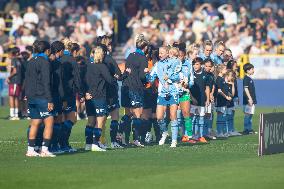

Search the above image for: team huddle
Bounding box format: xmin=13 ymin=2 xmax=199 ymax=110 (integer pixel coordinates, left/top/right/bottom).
xmin=7 ymin=34 xmax=257 ymax=157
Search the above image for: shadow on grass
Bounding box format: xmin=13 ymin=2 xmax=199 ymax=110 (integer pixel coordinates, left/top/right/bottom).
xmin=56 ymin=148 xmax=89 ymax=156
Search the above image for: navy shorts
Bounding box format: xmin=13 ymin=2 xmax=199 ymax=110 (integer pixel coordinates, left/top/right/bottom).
xmin=52 ymin=96 xmax=63 ymax=116
xmin=121 ymin=86 xmax=131 ymax=108
xmin=157 ymin=94 xmax=179 ymax=106
xmin=85 ymin=99 xmax=108 ymax=117
xmin=143 ymin=88 xmax=156 ymax=109
xmin=28 ymin=98 xmax=54 ymax=119
xmin=107 ymin=97 xmax=120 ymax=112
xmin=63 ymin=95 xmax=76 ymax=114
xmin=129 ymin=90 xmax=143 ymax=108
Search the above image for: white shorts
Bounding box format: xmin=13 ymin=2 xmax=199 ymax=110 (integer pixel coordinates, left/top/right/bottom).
xmin=216 ymin=106 xmax=227 ymax=114
xmin=227 ymin=107 xmax=234 ymax=115
xmin=190 ymin=105 xmax=205 ymax=116
xmin=243 ymin=104 xmax=255 ymax=114
xmin=205 ymin=103 xmax=212 ymax=114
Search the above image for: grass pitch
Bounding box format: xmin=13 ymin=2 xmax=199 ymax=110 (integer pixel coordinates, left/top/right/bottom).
xmin=0 ymin=107 xmax=284 ymax=189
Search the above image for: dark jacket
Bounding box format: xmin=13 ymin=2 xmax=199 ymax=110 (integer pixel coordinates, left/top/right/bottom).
xmin=60 ymin=53 xmax=81 ymax=99
xmin=122 ymin=51 xmax=148 ymax=92
xmin=25 ymin=54 xmax=52 ymax=102
xmin=85 ymin=61 xmax=117 ymax=100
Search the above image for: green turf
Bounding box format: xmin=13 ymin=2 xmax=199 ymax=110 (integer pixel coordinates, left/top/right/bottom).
xmin=0 ymin=107 xmax=284 ymax=189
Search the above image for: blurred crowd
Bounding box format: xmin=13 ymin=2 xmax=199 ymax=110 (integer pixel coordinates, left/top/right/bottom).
xmin=0 ymin=0 xmax=114 ymax=62
xmin=123 ymin=0 xmax=284 ymax=59
xmin=0 ymin=0 xmax=284 ymax=64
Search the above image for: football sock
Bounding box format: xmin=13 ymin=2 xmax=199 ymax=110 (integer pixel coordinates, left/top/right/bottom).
xmin=93 ymin=128 xmax=102 ymax=145
xmin=110 ymin=120 xmax=119 ymax=142
xmin=85 ymin=125 xmax=93 ymax=145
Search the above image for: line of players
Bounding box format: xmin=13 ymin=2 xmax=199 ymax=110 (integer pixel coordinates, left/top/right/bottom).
xmin=120 ymin=38 xmax=242 ymax=149
xmin=23 ymin=34 xmax=256 ymax=157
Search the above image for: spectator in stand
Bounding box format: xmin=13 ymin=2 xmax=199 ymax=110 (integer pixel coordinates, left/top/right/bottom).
xmin=218 ymin=4 xmax=238 ymax=26
xmin=51 ymin=9 xmax=66 ymax=28
xmin=249 ymin=40 xmax=266 ymax=54
xmin=23 ymin=6 xmax=39 ymax=25
xmin=76 ymin=14 xmax=92 ymax=34
xmin=267 ymin=22 xmax=283 ymax=45
xmin=0 ymin=29 xmax=9 ymax=51
xmin=265 ymin=38 xmax=278 ymax=54
xmin=251 ymin=0 xmax=264 ymax=11
xmin=265 ymin=0 xmax=278 ymax=12
xmin=275 ymin=8 xmax=284 ymax=28
xmin=101 ymin=10 xmax=113 ymax=35
xmin=238 ymin=5 xmax=251 ymax=22
xmin=42 ymin=21 xmax=57 ymax=41
xmin=141 ymin=9 xmax=153 ymax=28
xmin=4 ymin=0 xmax=20 ymax=13
xmin=0 ymin=17 xmax=5 ymax=31
xmin=93 ymin=3 xmax=102 ymax=20
xmin=86 ymin=4 xmax=98 ymax=26
xmin=20 ymin=27 xmax=36 ymax=46
xmin=96 ymin=20 xmax=106 ymax=37
xmin=10 ymin=11 xmax=24 ymax=36
xmin=37 ymin=28 xmax=50 ymax=41
xmin=53 ymin=0 xmax=67 ymax=9
xmin=36 ymin=4 xmax=50 ymax=28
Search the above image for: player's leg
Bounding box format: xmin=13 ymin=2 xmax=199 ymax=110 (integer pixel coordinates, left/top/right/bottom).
xmin=156 ymin=103 xmax=167 ymax=145
xmin=180 ymin=98 xmax=193 ymax=140
xmin=85 ymin=116 xmax=95 ymax=151
xmin=151 ymin=95 xmax=160 ymax=143
xmin=169 ymin=103 xmax=178 ymax=148
xmin=119 ymin=86 xmax=132 ymax=145
xmin=13 ymin=84 xmax=21 ymax=120
xmin=216 ymin=107 xmax=227 ymax=138
xmin=94 ymin=99 xmax=109 ymax=150
xmin=8 ymin=84 xmax=15 ymax=119
xmin=198 ymin=107 xmax=207 ymax=143
xmin=109 ymin=107 xmax=123 ymax=149
xmin=129 ymin=90 xmax=144 ymax=147
xmin=50 ymin=97 xmax=64 ymax=154
xmin=27 ymin=118 xmax=42 ymax=157
xmin=41 ymin=115 xmax=55 ymax=157
xmin=92 ymin=116 xmax=107 ymax=152
xmin=61 ymin=96 xmax=77 ymax=152
xmin=141 ymin=108 xmax=152 ymax=144
xmin=92 ymin=99 xmax=108 ymax=151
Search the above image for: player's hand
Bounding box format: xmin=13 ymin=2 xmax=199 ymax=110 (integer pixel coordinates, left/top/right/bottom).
xmin=226 ymin=96 xmax=232 ymax=101
xmin=203 ymin=3 xmax=210 ymax=7
xmin=183 ymin=82 xmax=188 ymax=88
xmin=144 ymin=68 xmax=149 ymax=73
xmin=86 ymin=93 xmax=92 ymax=100
xmin=125 ymin=68 xmax=131 ymax=73
xmin=206 ymin=100 xmax=210 ymax=107
xmin=114 ymin=74 xmax=119 ymax=79
xmin=5 ymin=78 xmax=10 ymax=84
xmin=248 ymin=99 xmax=253 ymax=106
xmin=164 ymin=74 xmax=168 ymax=81
xmin=210 ymin=94 xmax=214 ymax=102
xmin=63 ymin=101 xmax=67 ymax=109
xmin=48 ymin=103 xmax=54 ymax=112
xmin=80 ymin=97 xmax=85 ymax=103
xmin=164 ymin=83 xmax=169 ymax=89
xmin=24 ymin=96 xmax=27 ymax=101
